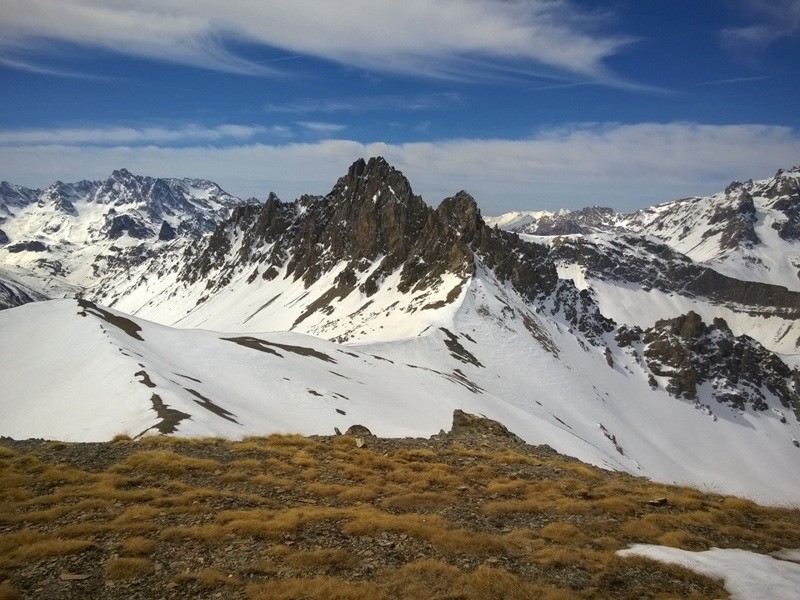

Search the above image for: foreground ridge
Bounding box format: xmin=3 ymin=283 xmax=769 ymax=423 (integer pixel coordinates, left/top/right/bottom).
xmin=2 ymin=411 xmax=798 ymax=600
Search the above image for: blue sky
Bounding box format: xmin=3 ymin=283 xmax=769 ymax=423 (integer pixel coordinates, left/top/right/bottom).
xmin=1 ymin=0 xmax=799 ymax=214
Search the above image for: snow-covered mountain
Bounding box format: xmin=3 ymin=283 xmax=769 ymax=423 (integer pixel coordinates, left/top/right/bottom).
xmin=1 ymin=158 xmax=800 ymax=505
xmin=0 ymin=169 xmax=253 ymax=306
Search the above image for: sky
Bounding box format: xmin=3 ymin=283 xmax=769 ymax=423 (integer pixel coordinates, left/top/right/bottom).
xmin=1 ymin=0 xmax=799 ymax=215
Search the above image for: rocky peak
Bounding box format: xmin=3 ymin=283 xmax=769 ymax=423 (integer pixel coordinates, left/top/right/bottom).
xmin=643 ymin=312 xmax=799 ymax=417
xmin=436 ymin=191 xmax=483 ymax=242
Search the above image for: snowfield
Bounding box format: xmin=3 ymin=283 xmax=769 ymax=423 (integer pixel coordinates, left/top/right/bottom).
xmin=3 ymin=276 xmax=799 ymax=505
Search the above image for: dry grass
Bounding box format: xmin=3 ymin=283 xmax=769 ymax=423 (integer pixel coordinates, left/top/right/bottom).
xmin=172 ymin=568 xmax=242 ymax=588
xmin=0 ymin=537 xmax=95 ymax=567
xmin=247 ymin=576 xmax=385 ymax=600
xmin=113 ymin=450 xmax=220 ymax=475
xmin=1 ymin=433 xmax=796 ymax=599
xmin=117 ymin=536 xmax=156 ymax=556
xmin=283 ymin=548 xmax=360 ymax=573
xmin=105 ymin=557 xmax=153 ymax=580
xmin=0 ymin=582 xmax=21 ymax=600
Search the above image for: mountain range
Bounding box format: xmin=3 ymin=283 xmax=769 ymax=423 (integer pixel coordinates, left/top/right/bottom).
xmin=1 ymin=157 xmax=799 ymax=505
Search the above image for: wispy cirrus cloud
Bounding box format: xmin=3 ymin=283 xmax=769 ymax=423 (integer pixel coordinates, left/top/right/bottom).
xmin=2 ymin=122 xmax=798 ymax=213
xmin=0 ymin=123 xmax=278 ymax=146
xmin=697 ymin=75 xmax=771 ymax=86
xmin=0 ymin=0 xmax=632 ymax=83
xmin=721 ymin=0 xmax=800 ymax=48
xmin=265 ymin=93 xmax=465 ymax=114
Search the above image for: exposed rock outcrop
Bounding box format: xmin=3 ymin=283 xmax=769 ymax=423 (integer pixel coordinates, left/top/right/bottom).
xmin=643 ymin=311 xmax=800 ymax=418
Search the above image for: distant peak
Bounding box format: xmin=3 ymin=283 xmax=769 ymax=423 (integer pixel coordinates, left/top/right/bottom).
xmin=110 ymin=168 xmax=136 ymax=181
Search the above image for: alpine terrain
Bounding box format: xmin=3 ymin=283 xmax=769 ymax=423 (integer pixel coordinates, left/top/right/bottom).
xmin=1 ymin=158 xmax=800 ymax=505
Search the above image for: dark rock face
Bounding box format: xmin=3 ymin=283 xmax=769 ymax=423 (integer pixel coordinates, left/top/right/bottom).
xmin=643 ymin=311 xmax=800 ymax=418
xmin=106 ymin=214 xmax=154 ymax=240
xmin=158 ymin=220 xmax=177 ymax=241
xmin=7 ymin=241 xmax=48 ymax=253
xmin=707 ymin=185 xmax=759 ymax=251
xmin=0 ymin=229 xmax=8 ymax=245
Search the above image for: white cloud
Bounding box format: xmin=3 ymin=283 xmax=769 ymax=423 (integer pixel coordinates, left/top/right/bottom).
xmin=0 ymin=124 xmax=273 ymax=146
xmin=0 ymin=0 xmax=631 ymax=82
xmin=1 ymin=123 xmax=798 ymax=213
xmin=296 ymin=121 xmax=347 ymax=135
xmin=721 ymin=0 xmax=800 ymax=47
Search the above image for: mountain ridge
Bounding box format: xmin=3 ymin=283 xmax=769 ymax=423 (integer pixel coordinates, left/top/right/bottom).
xmin=2 ymin=158 xmax=800 ymax=504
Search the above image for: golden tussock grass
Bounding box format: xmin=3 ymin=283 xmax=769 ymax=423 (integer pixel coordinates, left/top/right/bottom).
xmin=251 ymin=473 xmax=295 ymax=488
xmin=291 ymin=451 xmax=318 ymax=468
xmin=337 ymin=484 xmax=382 ymax=502
xmin=6 ymin=498 xmax=111 ymax=524
xmin=111 ymin=504 xmax=160 ymax=525
xmin=657 ymin=530 xmax=710 ymax=551
xmin=391 ymin=448 xmax=437 ymax=461
xmin=228 ymin=458 xmax=263 ymax=470
xmin=40 ymin=464 xmax=95 ymax=485
xmin=538 ymin=522 xmax=588 ymax=545
xmin=113 ymin=450 xmax=220 ymax=475
xmin=105 ymin=557 xmax=153 ymax=580
xmin=462 ymin=463 xmax=496 ymax=480
xmin=484 ymin=479 xmax=528 ymax=497
xmin=218 ymin=507 xmax=350 ymax=539
xmin=380 ymin=559 xmax=569 ymax=600
xmin=0 ymin=538 xmax=94 ymax=567
xmin=56 ymin=522 xmax=113 ymax=538
xmin=283 ymin=548 xmax=360 ymax=572
xmin=172 ymin=568 xmax=242 ymax=588
xmin=247 ymin=576 xmax=385 ymax=600
xmin=0 ymin=582 xmax=21 ymax=600
xmin=117 ymin=536 xmax=156 ymax=556
xmin=264 ymin=433 xmax=319 ymax=452
xmin=229 ymin=440 xmax=272 ymax=453
xmin=342 ymin=506 xmax=506 ymax=556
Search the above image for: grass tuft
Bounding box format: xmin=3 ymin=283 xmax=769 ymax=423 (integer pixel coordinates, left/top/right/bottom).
xmin=105 ymin=557 xmax=152 ymax=580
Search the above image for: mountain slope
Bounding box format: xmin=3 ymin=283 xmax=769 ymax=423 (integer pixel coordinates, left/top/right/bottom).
xmin=2 ymin=158 xmax=800 ymax=504
xmin=2 ymin=290 xmax=799 ymax=504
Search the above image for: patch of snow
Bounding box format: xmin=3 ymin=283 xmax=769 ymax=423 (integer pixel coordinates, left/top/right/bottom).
xmin=618 ymin=545 xmax=800 ymax=600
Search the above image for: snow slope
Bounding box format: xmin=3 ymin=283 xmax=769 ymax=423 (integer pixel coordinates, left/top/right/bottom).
xmin=3 ymin=282 xmax=799 ymax=505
